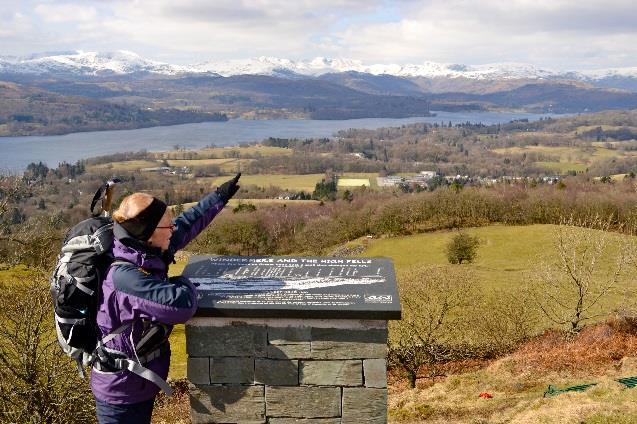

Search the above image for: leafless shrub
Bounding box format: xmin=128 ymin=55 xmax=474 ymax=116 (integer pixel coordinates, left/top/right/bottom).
xmin=469 ymin=289 xmax=539 ymax=354
xmin=0 ymin=175 xmax=28 ymax=224
xmin=2 ymin=214 xmax=65 ymax=270
xmin=0 ymin=276 xmax=95 ymax=423
xmin=532 ymin=215 xmax=628 ymax=334
xmin=388 ymin=265 xmax=474 ymax=388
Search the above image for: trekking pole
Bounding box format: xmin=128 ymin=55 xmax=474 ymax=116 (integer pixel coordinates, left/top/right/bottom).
xmin=90 ymin=177 xmax=121 ymax=217
xmin=102 ymin=178 xmax=121 ymax=217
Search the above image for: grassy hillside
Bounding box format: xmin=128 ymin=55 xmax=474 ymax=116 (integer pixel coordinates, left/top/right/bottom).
xmin=165 ymin=224 xmax=636 ymax=380
xmin=492 ymin=144 xmax=637 ymax=173
xmin=363 ymin=225 xmax=637 ymax=423
xmin=389 ymin=331 xmax=637 ymax=423
xmin=360 ymin=224 xmax=635 ymax=315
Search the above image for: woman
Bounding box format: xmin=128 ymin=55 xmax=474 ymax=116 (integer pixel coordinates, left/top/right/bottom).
xmin=90 ymin=175 xmax=240 ymax=424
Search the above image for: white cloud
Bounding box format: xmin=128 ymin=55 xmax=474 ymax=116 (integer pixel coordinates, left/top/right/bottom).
xmin=0 ymin=0 xmax=636 ymax=70
xmin=34 ymin=3 xmax=98 ymax=23
xmin=78 ymin=0 xmax=384 ymax=61
xmin=326 ymin=0 xmax=637 ymax=69
xmin=0 ymin=12 xmax=32 ymax=38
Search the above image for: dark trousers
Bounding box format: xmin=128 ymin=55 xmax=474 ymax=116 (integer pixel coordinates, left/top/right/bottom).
xmin=95 ymin=397 xmax=155 ymax=424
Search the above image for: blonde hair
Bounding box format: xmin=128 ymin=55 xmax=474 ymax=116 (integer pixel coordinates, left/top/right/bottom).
xmin=112 ymin=193 xmax=155 ymax=223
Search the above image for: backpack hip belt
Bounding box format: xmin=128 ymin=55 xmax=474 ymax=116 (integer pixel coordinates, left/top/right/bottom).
xmin=92 ymin=343 xmax=173 ymax=396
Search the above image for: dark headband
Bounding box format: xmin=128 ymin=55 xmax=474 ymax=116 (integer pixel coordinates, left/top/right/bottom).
xmin=119 ymin=197 xmax=167 ymax=241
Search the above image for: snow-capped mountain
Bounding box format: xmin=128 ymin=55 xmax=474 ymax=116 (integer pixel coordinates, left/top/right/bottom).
xmin=580 ymin=67 xmax=637 ymax=79
xmin=1 ymin=50 xmax=637 ymax=85
xmin=189 ymin=57 xmax=563 ymax=80
xmin=0 ymin=50 xmax=186 ymax=76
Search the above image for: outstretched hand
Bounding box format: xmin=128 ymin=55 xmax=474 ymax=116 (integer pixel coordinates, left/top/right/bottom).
xmin=216 ymin=173 xmax=241 ymax=203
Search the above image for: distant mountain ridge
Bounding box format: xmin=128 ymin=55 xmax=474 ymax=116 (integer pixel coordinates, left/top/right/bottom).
xmin=2 ymin=50 xmax=637 ymax=136
xmin=1 ymin=50 xmax=637 ymax=91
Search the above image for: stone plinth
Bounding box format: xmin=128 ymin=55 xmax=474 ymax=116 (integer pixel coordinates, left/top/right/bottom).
xmin=187 ymin=318 xmax=389 ymax=424
xmin=183 ymin=255 xmax=399 ymax=423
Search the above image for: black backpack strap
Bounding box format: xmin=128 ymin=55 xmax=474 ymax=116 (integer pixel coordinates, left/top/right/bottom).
xmin=93 ymin=327 xmax=173 ymax=396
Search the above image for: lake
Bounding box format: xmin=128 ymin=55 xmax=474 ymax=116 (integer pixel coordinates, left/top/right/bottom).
xmin=0 ymin=111 xmax=558 ymax=172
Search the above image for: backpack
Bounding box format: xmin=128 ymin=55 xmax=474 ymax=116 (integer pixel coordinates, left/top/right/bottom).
xmin=50 ymin=179 xmax=173 ymax=395
xmin=50 ymin=179 xmax=120 ymax=372
xmin=51 ymin=215 xmax=114 ymax=367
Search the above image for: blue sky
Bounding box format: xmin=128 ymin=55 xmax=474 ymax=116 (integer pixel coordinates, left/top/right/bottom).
xmin=1 ymin=0 xmax=636 ymax=70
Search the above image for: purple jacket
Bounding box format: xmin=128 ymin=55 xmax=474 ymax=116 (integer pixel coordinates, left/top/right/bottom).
xmin=90 ymin=191 xmax=225 ymax=404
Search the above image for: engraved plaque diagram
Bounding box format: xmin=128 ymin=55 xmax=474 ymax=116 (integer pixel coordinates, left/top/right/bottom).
xmin=182 ymin=256 xmax=401 ymax=319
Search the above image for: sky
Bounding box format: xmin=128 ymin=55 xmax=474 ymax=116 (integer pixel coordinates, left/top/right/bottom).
xmin=1 ymin=0 xmax=636 ymax=70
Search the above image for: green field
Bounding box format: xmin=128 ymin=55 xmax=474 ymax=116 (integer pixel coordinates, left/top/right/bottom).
xmin=493 ymin=144 xmax=637 ymax=174
xmin=167 ymin=158 xmax=238 ymax=166
xmin=203 ymin=174 xmax=324 ymax=192
xmin=201 ymin=172 xmax=381 ymax=194
xmin=85 ymin=145 xmax=291 ymax=173
xmin=6 ymin=223 xmax=632 ymax=383
xmin=340 ymin=173 xmax=380 ymax=188
xmin=534 ymin=161 xmax=587 ymax=173
xmin=492 ymin=146 xmax=583 ymax=156
xmin=338 ymin=178 xmax=371 ymax=187
xmin=88 ymin=158 xmax=247 ymax=173
xmin=575 ymin=124 xmax=637 ymax=135
xmin=158 ymin=145 xmax=291 ymax=159
xmin=169 ymin=158 xmax=251 ymax=173
xmin=87 ymin=159 xmax=162 ymax=172
xmin=359 ymin=224 xmax=634 ymax=312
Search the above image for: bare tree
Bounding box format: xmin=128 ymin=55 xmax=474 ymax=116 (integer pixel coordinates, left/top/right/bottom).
xmin=533 ymin=215 xmax=628 ymax=333
xmin=0 ymin=275 xmax=95 ymax=423
xmin=0 ymin=175 xmax=27 ymax=223
xmin=388 ymin=265 xmax=474 ymax=388
xmin=2 ymin=214 xmax=64 ymax=270
xmin=469 ymin=289 xmax=539 ymax=354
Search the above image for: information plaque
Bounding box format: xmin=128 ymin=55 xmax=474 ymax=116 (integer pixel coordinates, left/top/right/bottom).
xmin=183 ymin=255 xmax=401 ymax=319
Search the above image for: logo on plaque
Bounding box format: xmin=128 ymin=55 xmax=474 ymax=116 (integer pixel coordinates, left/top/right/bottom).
xmin=364 ymin=294 xmax=393 ymax=303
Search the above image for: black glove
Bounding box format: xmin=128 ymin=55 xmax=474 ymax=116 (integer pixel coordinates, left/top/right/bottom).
xmin=216 ymin=173 xmax=241 ymax=203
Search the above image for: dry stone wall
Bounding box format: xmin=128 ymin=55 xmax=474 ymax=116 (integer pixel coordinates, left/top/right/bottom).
xmin=186 ymin=318 xmax=388 ymax=424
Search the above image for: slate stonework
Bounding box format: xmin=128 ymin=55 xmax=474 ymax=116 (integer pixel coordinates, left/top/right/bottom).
xmin=299 ymin=360 xmax=363 ymax=386
xmin=255 ymin=358 xmax=299 ymax=386
xmin=268 ymin=419 xmax=341 ymax=424
xmin=364 ymin=359 xmax=388 ymax=388
xmin=189 ymin=384 xmax=265 ymax=424
xmin=310 ymin=328 xmax=387 ymax=359
xmin=265 ymin=386 xmax=342 ymax=418
xmin=268 ymin=326 xmax=312 ymax=344
xmin=186 ymin=323 xmax=267 ymax=357
xmin=342 ymin=388 xmax=388 ymax=424
xmin=267 ymin=342 xmax=312 ymax=359
xmin=187 ymin=357 xmax=210 ymax=385
xmin=187 ymin=320 xmax=389 ymax=423
xmin=210 ymin=357 xmax=255 ymax=384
